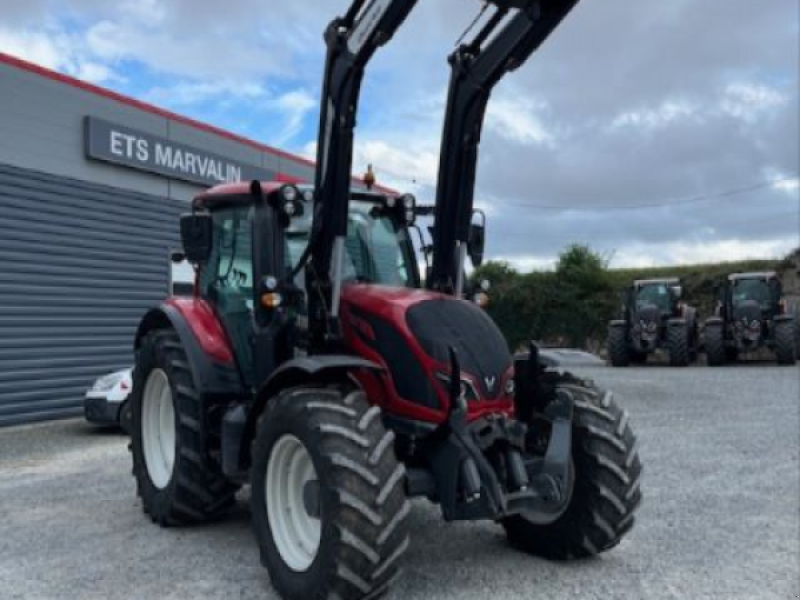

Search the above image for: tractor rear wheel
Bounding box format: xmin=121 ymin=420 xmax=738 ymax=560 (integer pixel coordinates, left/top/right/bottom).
xmin=607 ymin=326 xmax=630 ymax=367
xmin=774 ymin=320 xmax=797 ymax=365
xmin=667 ymin=324 xmax=690 ymax=367
xmin=251 ymin=388 xmax=410 ymax=600
xmin=705 ymin=323 xmax=727 ymax=366
xmin=130 ymin=330 xmax=238 ymax=525
xmin=502 ymin=376 xmax=642 ymax=560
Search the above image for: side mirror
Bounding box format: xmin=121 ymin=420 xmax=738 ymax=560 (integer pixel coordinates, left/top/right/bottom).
xmin=180 ymin=212 xmax=213 ymax=264
xmin=467 ymin=223 xmax=485 ymax=267
xmin=670 ymin=285 xmax=683 ymax=300
xmin=170 ymin=250 xmax=186 ymax=264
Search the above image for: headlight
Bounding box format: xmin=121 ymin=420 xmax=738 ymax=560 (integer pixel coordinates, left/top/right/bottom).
xmin=282 ymin=185 xmax=298 ymax=203
xmin=302 ymin=189 xmax=314 ymax=203
xmin=92 ymin=372 xmax=125 ymax=392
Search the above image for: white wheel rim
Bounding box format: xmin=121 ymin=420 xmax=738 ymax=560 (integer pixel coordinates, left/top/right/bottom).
xmin=266 ymin=435 xmax=321 ymax=572
xmin=141 ymin=369 xmax=176 ymax=490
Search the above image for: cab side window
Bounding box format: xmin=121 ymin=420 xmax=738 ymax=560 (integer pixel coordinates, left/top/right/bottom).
xmin=199 ymin=206 xmax=256 ymax=385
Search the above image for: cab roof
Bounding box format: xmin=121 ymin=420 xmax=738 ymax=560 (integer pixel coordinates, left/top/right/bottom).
xmin=192 ymin=180 xmax=396 ymax=211
xmin=634 ymin=277 xmax=680 ymax=287
xmin=728 ymin=271 xmax=777 ymax=281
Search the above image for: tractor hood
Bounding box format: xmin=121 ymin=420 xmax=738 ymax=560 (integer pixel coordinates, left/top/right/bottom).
xmin=340 ymin=284 xmax=514 ymax=418
xmin=733 ymin=300 xmax=763 ymax=325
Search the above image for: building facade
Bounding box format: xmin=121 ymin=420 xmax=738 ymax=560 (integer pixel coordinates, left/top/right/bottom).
xmin=0 ymin=52 xmax=360 ymax=426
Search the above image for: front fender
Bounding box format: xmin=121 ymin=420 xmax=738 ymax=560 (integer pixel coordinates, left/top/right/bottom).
xmin=239 ymin=356 xmax=384 ymax=468
xmin=667 ymin=317 xmax=687 ymax=328
xmin=134 ymin=302 xmax=242 ymax=396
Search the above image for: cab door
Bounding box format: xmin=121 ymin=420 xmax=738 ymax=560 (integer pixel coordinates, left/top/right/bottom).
xmin=250 ymin=191 xmax=295 ymax=389
xmin=198 ymin=204 xmax=257 ymax=387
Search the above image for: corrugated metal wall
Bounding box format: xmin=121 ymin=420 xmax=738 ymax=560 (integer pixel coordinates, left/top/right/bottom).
xmin=0 ymin=163 xmax=185 ymax=426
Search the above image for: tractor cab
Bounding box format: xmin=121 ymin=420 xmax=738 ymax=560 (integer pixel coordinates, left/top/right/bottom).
xmin=179 ymin=181 xmax=422 ymax=388
xmin=727 ymin=272 xmax=781 ymax=318
xmin=631 ymin=278 xmax=682 ymax=319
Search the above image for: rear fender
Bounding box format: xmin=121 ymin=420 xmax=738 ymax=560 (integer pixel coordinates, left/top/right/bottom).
xmin=238 ymin=356 xmax=384 ymax=469
xmin=773 ymin=314 xmax=794 ymax=324
xmin=666 ymin=317 xmax=687 ymax=328
xmin=609 ymin=319 xmax=626 ymax=329
xmin=134 ymin=302 xmax=243 ymax=396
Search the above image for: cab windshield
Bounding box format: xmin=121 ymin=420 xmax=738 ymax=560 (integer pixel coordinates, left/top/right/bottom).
xmin=287 ymin=200 xmax=416 ymax=287
xmin=635 ymin=283 xmax=672 ymax=313
xmin=732 ymin=278 xmax=771 ymax=309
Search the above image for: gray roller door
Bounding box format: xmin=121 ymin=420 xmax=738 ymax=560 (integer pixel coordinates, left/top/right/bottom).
xmin=0 ymin=163 xmax=186 ymax=426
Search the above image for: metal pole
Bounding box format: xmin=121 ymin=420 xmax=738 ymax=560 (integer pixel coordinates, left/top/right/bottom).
xmin=454 ymin=242 xmax=468 ymax=297
xmin=331 ymin=236 xmax=346 ymax=317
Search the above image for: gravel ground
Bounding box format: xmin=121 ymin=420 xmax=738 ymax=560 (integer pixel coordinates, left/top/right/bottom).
xmin=1 ymin=365 xmax=798 ymax=600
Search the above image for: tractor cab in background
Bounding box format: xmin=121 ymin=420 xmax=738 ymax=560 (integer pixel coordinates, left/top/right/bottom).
xmin=705 ymin=271 xmax=797 ymax=365
xmin=608 ymin=277 xmax=698 ymax=367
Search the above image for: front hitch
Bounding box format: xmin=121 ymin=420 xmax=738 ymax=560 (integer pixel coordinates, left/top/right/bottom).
xmin=421 ymin=345 xmax=574 ymax=523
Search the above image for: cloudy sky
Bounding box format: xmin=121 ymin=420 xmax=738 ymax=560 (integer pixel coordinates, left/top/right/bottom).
xmin=1 ymin=0 xmax=798 ymax=269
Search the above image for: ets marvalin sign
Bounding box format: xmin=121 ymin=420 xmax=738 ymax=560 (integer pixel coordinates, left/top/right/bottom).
xmin=84 ymin=116 xmax=275 ymax=187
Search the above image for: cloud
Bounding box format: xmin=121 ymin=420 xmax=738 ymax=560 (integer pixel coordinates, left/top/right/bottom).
xmin=611 ymin=99 xmax=699 ymax=132
xmin=142 ymin=80 xmax=267 ymax=107
xmin=721 ymin=82 xmax=788 ymax=123
xmin=486 ymin=91 xmax=555 ymax=145
xmin=0 ymin=25 xmax=121 ymax=83
xmin=270 ymin=89 xmax=317 ymax=146
xmin=609 ymin=238 xmax=798 ymax=269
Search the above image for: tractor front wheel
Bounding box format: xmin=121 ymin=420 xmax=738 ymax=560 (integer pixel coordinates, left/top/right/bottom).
xmin=502 ymin=376 xmax=642 ymax=560
xmin=704 ymin=323 xmax=727 ymax=366
xmin=667 ymin=324 xmax=690 ymax=367
xmin=251 ymin=388 xmax=410 ymax=600
xmin=130 ymin=329 xmax=238 ymax=525
xmin=775 ymin=320 xmax=797 ymax=365
xmin=607 ymin=325 xmax=630 ymax=367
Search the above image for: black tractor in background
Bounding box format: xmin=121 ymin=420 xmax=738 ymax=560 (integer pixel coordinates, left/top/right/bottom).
xmin=705 ymin=271 xmax=797 ymax=366
xmin=608 ymin=278 xmax=698 ymax=367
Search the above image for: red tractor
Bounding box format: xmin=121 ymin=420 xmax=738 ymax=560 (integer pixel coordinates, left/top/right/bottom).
xmin=129 ymin=2 xmax=642 ymax=600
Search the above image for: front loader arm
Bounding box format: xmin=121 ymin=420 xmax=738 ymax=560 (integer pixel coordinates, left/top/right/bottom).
xmin=308 ymin=0 xmax=419 ymax=349
xmin=428 ymin=0 xmax=580 ymax=294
